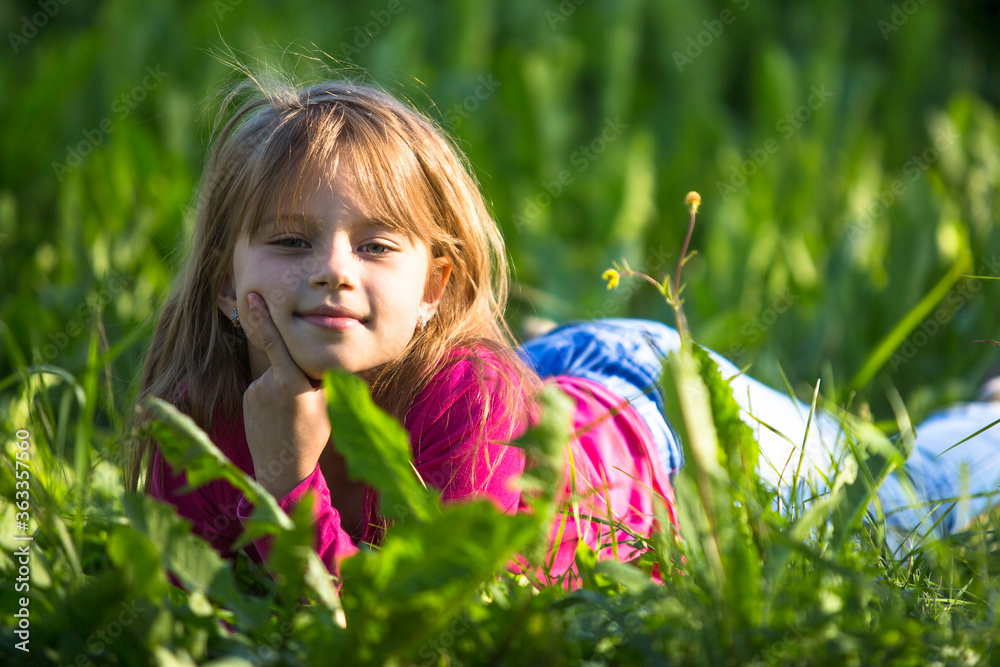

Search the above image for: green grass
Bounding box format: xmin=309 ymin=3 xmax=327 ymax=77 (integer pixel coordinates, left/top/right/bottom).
xmin=2 ymin=317 xmax=999 ymax=665
xmin=2 ymin=0 xmax=1000 ymax=663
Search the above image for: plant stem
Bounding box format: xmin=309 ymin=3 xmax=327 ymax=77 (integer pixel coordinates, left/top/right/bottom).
xmin=674 ymin=206 xmax=697 ymax=296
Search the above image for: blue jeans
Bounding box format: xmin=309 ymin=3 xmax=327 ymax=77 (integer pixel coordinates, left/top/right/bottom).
xmin=876 ymin=402 xmax=1000 ymax=547
xmin=520 ymin=319 xmax=1000 ymax=549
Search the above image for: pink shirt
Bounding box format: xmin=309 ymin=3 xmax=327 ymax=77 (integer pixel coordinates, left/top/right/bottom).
xmin=149 ymin=348 xmax=678 ymax=582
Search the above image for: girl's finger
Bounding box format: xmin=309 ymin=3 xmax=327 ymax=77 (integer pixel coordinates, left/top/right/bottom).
xmin=246 ymin=292 xmax=309 ymax=388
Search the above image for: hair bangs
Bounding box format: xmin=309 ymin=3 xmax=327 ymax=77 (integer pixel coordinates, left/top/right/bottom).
xmin=232 ymin=98 xmax=445 ymax=251
xmin=337 ymin=124 xmax=448 ymax=252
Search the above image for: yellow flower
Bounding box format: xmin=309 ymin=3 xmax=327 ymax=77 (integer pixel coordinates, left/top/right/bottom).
xmin=685 ymin=191 xmax=702 ymax=214
xmin=602 ymin=269 xmax=620 ymax=290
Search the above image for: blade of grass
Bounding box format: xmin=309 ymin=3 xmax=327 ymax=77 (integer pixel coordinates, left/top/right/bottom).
xmin=847 ymin=252 xmax=972 ymax=394
xmin=790 ymin=379 xmax=822 ymax=520
xmin=932 ymin=416 xmax=1000 ymax=459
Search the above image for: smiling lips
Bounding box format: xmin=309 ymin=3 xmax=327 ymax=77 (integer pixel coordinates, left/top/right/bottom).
xmin=296 ymin=305 xmax=365 ymax=331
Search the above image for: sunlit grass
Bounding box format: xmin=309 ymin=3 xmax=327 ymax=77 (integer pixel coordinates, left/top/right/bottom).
xmin=2 ymin=2 xmax=1000 ymax=663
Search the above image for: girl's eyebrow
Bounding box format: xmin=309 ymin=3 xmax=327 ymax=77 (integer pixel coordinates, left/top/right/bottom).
xmin=268 ymin=212 xmax=320 ymax=226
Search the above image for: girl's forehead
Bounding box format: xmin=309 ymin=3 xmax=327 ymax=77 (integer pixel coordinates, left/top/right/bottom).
xmin=252 ymin=164 xmax=423 ymax=239
xmin=278 ymin=171 xmax=372 ymax=219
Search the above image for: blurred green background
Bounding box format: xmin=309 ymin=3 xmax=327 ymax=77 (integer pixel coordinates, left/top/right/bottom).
xmin=2 ymin=0 xmax=999 ymax=428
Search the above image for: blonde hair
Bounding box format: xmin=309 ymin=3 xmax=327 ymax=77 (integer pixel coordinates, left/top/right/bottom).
xmin=126 ymin=75 xmax=538 ymax=495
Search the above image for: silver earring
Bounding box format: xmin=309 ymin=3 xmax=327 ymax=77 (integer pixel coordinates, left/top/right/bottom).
xmin=230 ymin=308 xmax=241 ymax=328
xmin=416 ymin=312 xmax=429 ymax=330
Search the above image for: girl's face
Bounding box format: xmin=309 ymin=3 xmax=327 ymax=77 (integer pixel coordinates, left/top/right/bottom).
xmin=220 ymin=172 xmax=450 ymax=381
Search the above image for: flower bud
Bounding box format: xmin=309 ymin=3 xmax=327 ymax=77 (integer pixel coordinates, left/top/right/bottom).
xmin=685 ymin=191 xmax=702 ymax=214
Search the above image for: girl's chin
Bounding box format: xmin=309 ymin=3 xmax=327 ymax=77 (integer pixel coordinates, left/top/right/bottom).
xmin=289 ymin=351 xmax=352 ymax=379
xmin=291 ymin=351 xmax=388 ymax=382
xmin=301 ymin=365 xmax=346 ymax=381
xmin=299 ymin=361 xmax=371 ymax=381
xmin=303 ymin=371 xmax=326 ymax=386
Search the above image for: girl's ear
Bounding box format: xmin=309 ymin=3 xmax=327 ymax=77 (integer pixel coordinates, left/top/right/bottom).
xmin=422 ymin=256 xmax=452 ymax=316
xmin=218 ymin=281 xmax=238 ymax=321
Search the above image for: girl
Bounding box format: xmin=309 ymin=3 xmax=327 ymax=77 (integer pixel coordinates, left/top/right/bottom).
xmin=127 ymin=77 xmax=678 ymax=584
xmin=129 ymin=72 xmax=999 ymax=585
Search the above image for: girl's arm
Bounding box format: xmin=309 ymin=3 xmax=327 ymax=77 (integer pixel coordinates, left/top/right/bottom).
xmin=236 ymin=293 xmax=358 ymax=571
xmin=242 ymin=293 xmax=331 ymax=499
xmin=235 ymin=462 xmax=359 ymax=570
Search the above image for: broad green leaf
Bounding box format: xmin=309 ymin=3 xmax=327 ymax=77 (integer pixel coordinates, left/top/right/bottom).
xmin=107 ymin=524 xmax=170 ymax=599
xmin=323 ymin=370 xmax=437 ymax=523
xmin=340 ymin=499 xmax=539 ymax=660
xmin=261 ymin=492 xmax=345 ymax=629
xmin=591 ymin=559 xmax=657 ymax=595
xmin=690 ymin=343 xmax=759 ymax=486
xmin=140 ymin=396 xmax=293 ymax=532
xmin=15 ymin=568 xmax=158 ymax=665
xmin=122 ymin=492 xmax=269 ymax=628
xmin=660 ymin=348 xmax=726 ymax=592
xmin=690 ymin=343 xmax=764 ymax=630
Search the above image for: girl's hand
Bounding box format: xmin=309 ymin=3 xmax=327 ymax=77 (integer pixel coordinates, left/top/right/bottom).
xmin=242 ymin=292 xmax=331 ymax=499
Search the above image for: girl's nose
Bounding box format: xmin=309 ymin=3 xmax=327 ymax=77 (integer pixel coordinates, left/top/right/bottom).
xmin=309 ymin=243 xmax=356 ymax=289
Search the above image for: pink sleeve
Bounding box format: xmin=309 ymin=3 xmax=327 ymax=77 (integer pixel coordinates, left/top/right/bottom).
xmin=404 ymin=350 xmax=527 ymax=512
xmin=236 ymin=465 xmax=358 ymax=572
xmin=529 ymin=377 xmax=679 ymax=586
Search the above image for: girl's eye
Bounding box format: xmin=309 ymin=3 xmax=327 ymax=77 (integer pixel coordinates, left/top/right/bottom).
xmin=359 ymin=242 xmax=392 ymax=254
xmin=273 ymin=236 xmax=308 ymax=248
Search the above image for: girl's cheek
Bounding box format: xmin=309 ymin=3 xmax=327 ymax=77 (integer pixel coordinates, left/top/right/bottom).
xmin=236 ymin=280 xmax=287 ymax=316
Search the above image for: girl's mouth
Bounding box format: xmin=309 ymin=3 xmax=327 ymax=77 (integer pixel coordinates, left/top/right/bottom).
xmin=296 ymin=305 xmax=365 ymax=331
xmin=297 ymin=313 xmax=362 ymax=331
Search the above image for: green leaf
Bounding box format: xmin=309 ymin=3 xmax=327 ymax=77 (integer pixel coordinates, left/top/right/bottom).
xmin=340 ymin=500 xmax=538 ymax=660
xmin=140 ymin=395 xmax=293 ymax=532
xmin=591 ymin=559 xmax=657 ymax=595
xmin=262 ymin=491 xmax=345 ymax=629
xmin=690 ymin=343 xmax=759 ymax=487
xmin=507 ymin=384 xmax=574 ymax=570
xmin=107 ymin=524 xmax=170 ymax=599
xmin=689 ymin=344 xmax=764 ymax=631
xmin=122 ymin=492 xmax=270 ymax=629
xmin=830 ymin=419 xmax=910 ymax=553
xmin=322 ymin=369 xmax=438 ymax=523
xmin=134 ymin=400 xmax=346 ymax=624
xmin=660 ymin=348 xmax=727 ymax=592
